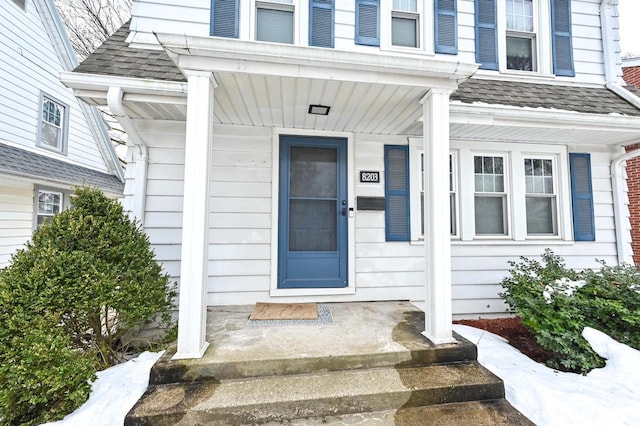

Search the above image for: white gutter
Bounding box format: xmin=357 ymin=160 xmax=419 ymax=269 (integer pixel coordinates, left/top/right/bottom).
xmin=107 ymin=87 xmax=148 ymax=227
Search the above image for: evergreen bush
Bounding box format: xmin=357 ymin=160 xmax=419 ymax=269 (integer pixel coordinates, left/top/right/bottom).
xmin=501 ymin=249 xmax=640 ymax=374
xmin=0 ymin=186 xmax=176 ymax=424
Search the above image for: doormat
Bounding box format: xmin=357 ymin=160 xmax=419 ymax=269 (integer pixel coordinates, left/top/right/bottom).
xmin=247 ymin=304 xmax=334 ymax=327
xmin=250 ymin=302 xmax=318 ymax=320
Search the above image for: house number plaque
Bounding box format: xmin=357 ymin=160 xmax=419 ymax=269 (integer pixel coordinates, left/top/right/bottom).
xmin=360 ymin=171 xmax=380 ymax=183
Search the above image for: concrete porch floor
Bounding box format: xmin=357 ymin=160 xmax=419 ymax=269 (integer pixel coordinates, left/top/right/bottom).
xmin=150 ymin=301 xmax=476 ymax=384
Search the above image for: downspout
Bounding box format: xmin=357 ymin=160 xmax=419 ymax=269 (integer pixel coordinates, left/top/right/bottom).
xmin=601 ymin=0 xmax=640 ymax=264
xmin=107 ymin=87 xmax=148 ymax=227
xmin=611 ymin=149 xmax=640 ymax=265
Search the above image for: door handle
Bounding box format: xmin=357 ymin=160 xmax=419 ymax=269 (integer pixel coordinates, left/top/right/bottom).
xmin=341 ymin=207 xmax=347 ymax=216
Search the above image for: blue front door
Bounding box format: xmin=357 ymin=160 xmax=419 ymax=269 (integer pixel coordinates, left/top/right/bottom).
xmin=278 ymin=136 xmax=348 ymax=289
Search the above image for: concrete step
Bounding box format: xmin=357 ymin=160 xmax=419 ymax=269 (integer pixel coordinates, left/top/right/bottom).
xmin=261 ymin=399 xmax=534 ymax=425
xmin=125 ymin=362 xmax=506 ymax=426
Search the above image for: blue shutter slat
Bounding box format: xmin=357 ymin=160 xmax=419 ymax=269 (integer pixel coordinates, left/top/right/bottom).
xmin=385 ymin=145 xmax=410 ymax=241
xmin=435 ymin=0 xmax=457 ymax=54
xmin=475 ymin=0 xmax=498 ymax=70
xmin=355 ymin=0 xmax=379 ymax=46
xmin=570 ymin=153 xmax=595 ymax=241
xmin=310 ymin=0 xmax=334 ymax=48
xmin=211 ymin=0 xmax=239 ymax=38
xmin=551 ymin=0 xmax=575 ymax=77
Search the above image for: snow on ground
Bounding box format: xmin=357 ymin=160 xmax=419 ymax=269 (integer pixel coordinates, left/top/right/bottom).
xmin=453 ymin=325 xmax=640 ymax=426
xmin=40 ymin=327 xmax=640 ymax=426
xmin=42 ymin=351 xmax=163 ymax=426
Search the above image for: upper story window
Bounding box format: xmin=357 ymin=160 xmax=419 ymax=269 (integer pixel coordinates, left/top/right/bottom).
xmin=392 ymin=0 xmax=419 ymax=48
xmin=256 ymin=0 xmax=295 ymax=44
xmin=38 ymin=93 xmax=68 ymax=154
xmin=506 ymin=0 xmax=536 ymax=71
xmin=475 ymin=0 xmax=574 ymax=76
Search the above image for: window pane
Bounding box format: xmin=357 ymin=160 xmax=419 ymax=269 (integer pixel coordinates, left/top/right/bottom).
xmin=474 ymin=156 xmax=505 ymax=193
xmin=474 ymin=156 xmax=482 ymax=173
xmin=40 ymin=122 xmax=61 ymax=148
xmin=38 ymin=192 xmax=61 ymax=214
xmin=526 ymin=196 xmax=556 ymax=234
xmin=393 ymin=0 xmax=416 ymax=12
xmin=257 ymin=8 xmax=294 ymax=44
xmin=392 ymin=17 xmax=417 ymax=47
xmin=290 ymin=147 xmax=337 ymax=198
xmin=506 ymin=36 xmax=533 ymax=71
xmin=475 ymin=195 xmax=506 ymax=234
xmin=524 ymin=158 xmax=554 ymax=195
xmin=450 ymin=193 xmax=456 ymax=235
xmin=506 ymin=0 xmax=533 ymax=32
xmin=290 ymin=200 xmax=336 ymax=251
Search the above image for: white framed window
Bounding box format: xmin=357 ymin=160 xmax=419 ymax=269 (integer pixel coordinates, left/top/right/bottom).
xmin=524 ymin=157 xmax=557 ymax=235
xmin=255 ymin=0 xmax=295 ymax=44
xmin=38 ymin=93 xmax=68 ymax=154
xmin=474 ymin=154 xmax=509 ymax=236
xmin=505 ymin=0 xmax=536 ymax=71
xmin=34 ymin=188 xmax=64 ymax=228
xmin=409 ymin=139 xmax=458 ymax=241
xmin=392 ymin=0 xmax=420 ymax=48
xmin=410 ymin=140 xmax=572 ymax=243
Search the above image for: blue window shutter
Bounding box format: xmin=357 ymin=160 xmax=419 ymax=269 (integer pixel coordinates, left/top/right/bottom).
xmin=475 ymin=0 xmax=498 ymax=70
xmin=355 ymin=0 xmax=379 ymax=46
xmin=435 ymin=0 xmax=457 ymax=54
xmin=570 ymin=153 xmax=595 ymax=241
xmin=385 ymin=145 xmax=410 ymax=241
xmin=210 ymin=0 xmax=239 ymax=38
xmin=551 ymin=0 xmax=575 ymax=77
xmin=310 ymin=0 xmax=334 ymax=48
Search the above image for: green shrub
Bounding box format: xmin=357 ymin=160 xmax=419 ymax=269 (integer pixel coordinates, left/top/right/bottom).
xmin=500 ymin=249 xmax=640 ymax=374
xmin=0 ymin=186 xmax=176 ymax=424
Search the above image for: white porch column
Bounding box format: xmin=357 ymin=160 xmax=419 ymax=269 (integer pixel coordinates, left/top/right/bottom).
xmin=421 ymin=88 xmax=456 ymax=344
xmin=173 ymin=71 xmax=217 ymax=359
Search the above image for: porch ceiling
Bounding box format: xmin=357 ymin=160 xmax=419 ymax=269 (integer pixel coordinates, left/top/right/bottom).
xmin=211 ymin=73 xmax=426 ymax=135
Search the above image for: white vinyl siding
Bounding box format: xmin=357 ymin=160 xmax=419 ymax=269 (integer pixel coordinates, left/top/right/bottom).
xmin=131 ymin=0 xmax=609 ymax=83
xmin=130 ymin=121 xmax=622 ymax=318
xmin=0 ymin=182 xmax=33 ymax=268
xmin=0 ymin=1 xmax=110 ymax=171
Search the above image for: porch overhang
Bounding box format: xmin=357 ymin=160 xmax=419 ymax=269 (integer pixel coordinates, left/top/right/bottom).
xmin=154 ymin=33 xmax=479 ymax=87
xmin=450 ymin=102 xmax=640 ymax=146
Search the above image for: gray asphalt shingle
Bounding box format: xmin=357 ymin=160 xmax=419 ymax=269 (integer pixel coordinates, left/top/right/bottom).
xmin=74 ymin=20 xmax=186 ymax=82
xmin=452 ymin=78 xmax=640 ymax=116
xmin=0 ymin=144 xmax=124 ymax=194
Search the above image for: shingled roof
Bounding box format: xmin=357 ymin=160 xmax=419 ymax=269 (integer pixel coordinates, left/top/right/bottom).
xmin=75 ymin=21 xmax=640 ymax=117
xmin=74 ymin=21 xmax=186 ymax=82
xmin=452 ymin=78 xmax=640 ymax=116
xmin=0 ymin=144 xmax=124 ymax=194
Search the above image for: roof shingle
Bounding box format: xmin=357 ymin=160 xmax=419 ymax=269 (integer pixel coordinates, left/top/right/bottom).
xmin=0 ymin=144 xmax=124 ymax=194
xmin=452 ymin=79 xmax=640 ymax=116
xmin=74 ymin=21 xmax=186 ymax=82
